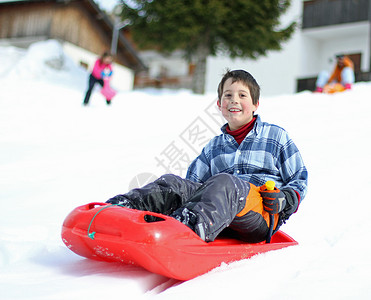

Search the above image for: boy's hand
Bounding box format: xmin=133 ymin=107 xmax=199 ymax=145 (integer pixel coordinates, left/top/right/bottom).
xmin=260 ymin=186 xmax=286 ymax=214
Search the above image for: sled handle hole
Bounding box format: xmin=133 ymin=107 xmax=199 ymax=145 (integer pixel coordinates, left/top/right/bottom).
xmin=87 ymin=203 xmax=106 ymax=210
xmin=144 ymin=215 xmax=166 ymax=223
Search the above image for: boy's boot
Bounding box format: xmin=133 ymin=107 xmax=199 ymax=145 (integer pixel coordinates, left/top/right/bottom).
xmin=106 ymin=195 xmax=135 ymax=209
xmin=171 ymin=207 xmax=206 ymax=241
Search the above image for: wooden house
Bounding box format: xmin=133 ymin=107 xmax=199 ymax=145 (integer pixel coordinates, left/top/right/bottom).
xmin=0 ymin=0 xmax=146 ymax=90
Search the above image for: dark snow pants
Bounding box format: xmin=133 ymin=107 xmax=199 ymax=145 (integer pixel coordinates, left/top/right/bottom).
xmin=107 ymin=173 xmax=270 ymax=243
xmin=83 ymin=74 xmax=104 ymax=104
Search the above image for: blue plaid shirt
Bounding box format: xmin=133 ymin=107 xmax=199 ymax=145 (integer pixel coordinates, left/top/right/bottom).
xmin=186 ymin=115 xmax=308 ymax=200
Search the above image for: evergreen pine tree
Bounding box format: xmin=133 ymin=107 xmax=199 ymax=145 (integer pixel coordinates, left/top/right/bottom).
xmin=121 ymin=0 xmax=296 ymax=94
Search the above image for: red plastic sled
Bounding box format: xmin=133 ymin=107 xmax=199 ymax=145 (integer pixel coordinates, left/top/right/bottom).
xmin=61 ymin=203 xmax=298 ymax=280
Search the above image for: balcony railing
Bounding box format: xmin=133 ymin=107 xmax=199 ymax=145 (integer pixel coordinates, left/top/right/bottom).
xmin=302 ymin=0 xmax=370 ymax=29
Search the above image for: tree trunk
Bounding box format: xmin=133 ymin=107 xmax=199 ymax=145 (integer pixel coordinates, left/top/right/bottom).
xmin=191 ymin=42 xmax=209 ymax=94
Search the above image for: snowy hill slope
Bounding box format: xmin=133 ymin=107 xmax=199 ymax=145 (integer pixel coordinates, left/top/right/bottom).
xmin=1 ymin=40 xmax=371 ymax=299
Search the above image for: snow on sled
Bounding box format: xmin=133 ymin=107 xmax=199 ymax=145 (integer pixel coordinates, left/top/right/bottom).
xmin=61 ymin=202 xmax=298 ymax=281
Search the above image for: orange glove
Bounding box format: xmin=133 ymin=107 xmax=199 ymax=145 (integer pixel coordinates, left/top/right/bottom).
xmin=260 ymin=185 xmax=286 ymax=214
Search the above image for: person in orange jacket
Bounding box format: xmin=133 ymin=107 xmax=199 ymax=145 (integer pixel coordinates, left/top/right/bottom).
xmin=315 ymin=54 xmax=355 ymax=92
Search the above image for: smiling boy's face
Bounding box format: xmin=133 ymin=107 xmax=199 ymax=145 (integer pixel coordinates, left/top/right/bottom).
xmin=217 ymin=78 xmax=259 ymax=131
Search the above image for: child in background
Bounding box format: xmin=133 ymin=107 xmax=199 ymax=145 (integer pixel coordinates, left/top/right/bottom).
xmin=315 ymin=54 xmax=355 ymax=93
xmin=107 ymin=70 xmax=308 ymax=243
xmin=83 ymin=52 xmax=113 ymax=105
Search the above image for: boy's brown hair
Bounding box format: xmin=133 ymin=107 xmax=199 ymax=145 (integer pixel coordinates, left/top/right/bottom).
xmin=217 ymin=69 xmax=260 ymax=105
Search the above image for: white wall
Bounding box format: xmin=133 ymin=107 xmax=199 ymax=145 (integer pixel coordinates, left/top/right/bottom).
xmin=299 ymin=36 xmax=321 ymax=77
xmin=62 ymin=41 xmax=135 ymax=91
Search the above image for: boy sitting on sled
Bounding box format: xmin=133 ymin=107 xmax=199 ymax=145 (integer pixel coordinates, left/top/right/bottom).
xmin=107 ymin=70 xmax=308 ymax=243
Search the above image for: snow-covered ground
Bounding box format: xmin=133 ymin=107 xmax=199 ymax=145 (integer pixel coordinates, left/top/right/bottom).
xmin=1 ymin=40 xmax=371 ymax=299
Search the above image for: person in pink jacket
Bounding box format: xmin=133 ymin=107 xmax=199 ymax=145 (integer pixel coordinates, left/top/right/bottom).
xmin=83 ymin=52 xmax=113 ymax=105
